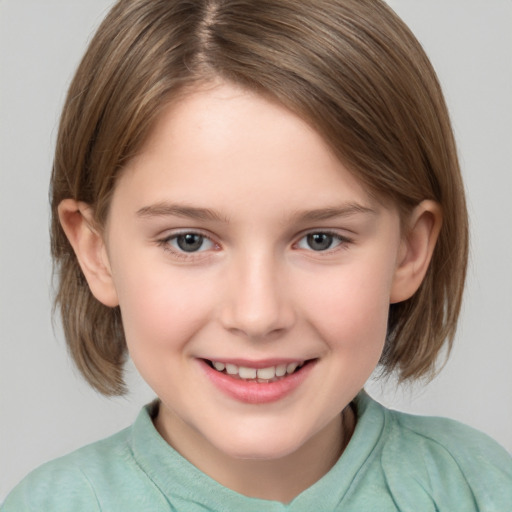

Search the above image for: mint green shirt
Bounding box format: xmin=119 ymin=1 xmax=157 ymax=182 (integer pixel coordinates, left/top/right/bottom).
xmin=3 ymin=392 xmax=511 ymax=511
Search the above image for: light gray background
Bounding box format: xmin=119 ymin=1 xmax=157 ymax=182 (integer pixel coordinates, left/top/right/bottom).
xmin=1 ymin=0 xmax=511 ymax=500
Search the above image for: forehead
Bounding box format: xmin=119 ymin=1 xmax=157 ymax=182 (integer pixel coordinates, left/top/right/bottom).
xmin=113 ymin=81 xmax=379 ymax=218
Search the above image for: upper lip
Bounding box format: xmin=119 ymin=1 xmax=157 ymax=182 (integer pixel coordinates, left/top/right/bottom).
xmin=199 ymin=357 xmax=310 ymax=369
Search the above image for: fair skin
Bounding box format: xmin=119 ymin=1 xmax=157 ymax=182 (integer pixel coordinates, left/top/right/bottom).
xmin=59 ymin=81 xmax=441 ymax=502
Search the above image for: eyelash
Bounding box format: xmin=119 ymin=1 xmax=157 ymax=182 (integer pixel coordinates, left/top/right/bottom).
xmin=294 ymin=230 xmax=353 ymax=254
xmin=157 ymin=231 xmax=218 ymax=260
xmin=157 ymin=230 xmax=353 ymax=260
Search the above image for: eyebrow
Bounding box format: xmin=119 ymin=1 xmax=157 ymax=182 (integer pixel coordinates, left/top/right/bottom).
xmin=136 ymin=201 xmax=376 ymax=223
xmin=136 ymin=202 xmax=228 ymax=222
xmin=290 ymin=203 xmax=377 ymax=222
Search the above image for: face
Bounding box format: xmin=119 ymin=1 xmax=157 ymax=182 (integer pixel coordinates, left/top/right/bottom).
xmin=103 ymin=82 xmax=405 ymax=465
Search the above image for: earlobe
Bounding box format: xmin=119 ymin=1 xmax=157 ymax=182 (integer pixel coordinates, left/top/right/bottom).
xmin=58 ymin=199 xmax=119 ymax=307
xmin=390 ymin=200 xmax=442 ymax=304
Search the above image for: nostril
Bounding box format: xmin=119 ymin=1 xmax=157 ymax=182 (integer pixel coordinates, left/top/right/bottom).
xmin=218 ymin=272 xmax=296 ymax=338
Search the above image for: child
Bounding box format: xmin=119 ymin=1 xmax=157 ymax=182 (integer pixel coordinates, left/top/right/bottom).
xmin=3 ymin=0 xmax=511 ymax=510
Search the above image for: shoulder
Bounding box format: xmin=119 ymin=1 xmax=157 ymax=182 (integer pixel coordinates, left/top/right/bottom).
xmin=379 ymin=401 xmax=512 ymax=509
xmin=1 ymin=427 xmax=133 ymax=511
xmin=387 ymin=407 xmax=512 ymax=472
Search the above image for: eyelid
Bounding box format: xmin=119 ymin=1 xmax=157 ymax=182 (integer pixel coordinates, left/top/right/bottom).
xmin=157 ymin=229 xmax=220 ymax=259
xmin=155 ymin=228 xmax=354 ymax=259
xmin=293 ymin=229 xmax=354 ymax=252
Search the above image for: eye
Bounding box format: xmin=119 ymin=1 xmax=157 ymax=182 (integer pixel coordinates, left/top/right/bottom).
xmin=165 ymin=233 xmax=215 ymax=253
xmin=296 ymin=232 xmax=347 ymax=252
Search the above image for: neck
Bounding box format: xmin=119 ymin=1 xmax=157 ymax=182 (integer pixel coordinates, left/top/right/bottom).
xmin=154 ymin=404 xmax=356 ymax=503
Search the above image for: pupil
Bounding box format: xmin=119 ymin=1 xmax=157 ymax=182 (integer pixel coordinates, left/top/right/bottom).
xmin=307 ymin=233 xmax=333 ymax=251
xmin=177 ymin=234 xmax=203 ymax=252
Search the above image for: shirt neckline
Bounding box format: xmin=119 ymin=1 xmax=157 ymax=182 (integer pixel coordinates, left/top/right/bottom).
xmin=129 ymin=390 xmax=388 ymax=511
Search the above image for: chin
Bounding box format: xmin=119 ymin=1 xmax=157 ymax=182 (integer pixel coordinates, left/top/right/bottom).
xmin=209 ymin=426 xmax=312 ymax=461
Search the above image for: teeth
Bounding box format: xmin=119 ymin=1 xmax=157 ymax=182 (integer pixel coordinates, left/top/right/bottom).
xmin=210 ymin=360 xmax=304 ymax=380
xmin=225 ymin=363 xmax=238 ymax=375
xmin=275 ymin=364 xmax=287 ymax=377
xmin=286 ymin=362 xmax=299 ymax=374
xmin=238 ymin=366 xmax=257 ymax=379
xmin=257 ymin=366 xmax=276 ymax=380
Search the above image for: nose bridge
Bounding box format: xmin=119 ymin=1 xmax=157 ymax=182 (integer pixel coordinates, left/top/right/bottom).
xmin=220 ymin=246 xmax=294 ymax=339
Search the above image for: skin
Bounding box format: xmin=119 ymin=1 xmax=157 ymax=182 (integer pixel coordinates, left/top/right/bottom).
xmin=59 ymin=81 xmax=441 ymax=502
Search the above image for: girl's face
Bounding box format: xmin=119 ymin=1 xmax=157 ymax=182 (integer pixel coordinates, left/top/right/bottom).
xmin=104 ymin=82 xmax=405 ymax=466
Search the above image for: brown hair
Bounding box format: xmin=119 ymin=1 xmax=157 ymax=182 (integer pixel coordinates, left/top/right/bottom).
xmin=51 ymin=0 xmax=468 ymax=395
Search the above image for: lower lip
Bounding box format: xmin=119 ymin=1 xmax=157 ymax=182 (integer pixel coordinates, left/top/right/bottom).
xmin=199 ymin=359 xmax=316 ymax=404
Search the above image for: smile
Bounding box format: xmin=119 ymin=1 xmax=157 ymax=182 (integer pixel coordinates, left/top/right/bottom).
xmin=207 ymin=360 xmax=306 ymax=382
xmin=200 ymin=358 xmax=316 ymax=404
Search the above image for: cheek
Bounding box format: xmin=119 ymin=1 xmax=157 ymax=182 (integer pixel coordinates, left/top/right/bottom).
xmin=111 ymin=255 xmax=215 ymax=356
xmin=302 ymin=258 xmax=394 ymax=355
xmin=116 ymin=268 xmax=217 ymax=396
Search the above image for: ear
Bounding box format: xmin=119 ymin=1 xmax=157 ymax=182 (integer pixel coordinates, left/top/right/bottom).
xmin=58 ymin=199 xmax=119 ymax=307
xmin=390 ymin=200 xmax=442 ymax=304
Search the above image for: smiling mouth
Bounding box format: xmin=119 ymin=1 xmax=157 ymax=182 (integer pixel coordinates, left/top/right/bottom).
xmin=204 ymin=359 xmax=314 ymax=383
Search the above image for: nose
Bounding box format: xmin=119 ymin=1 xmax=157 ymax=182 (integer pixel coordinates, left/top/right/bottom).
xmin=219 ymin=251 xmax=296 ymax=340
